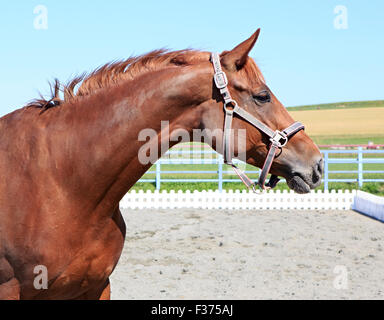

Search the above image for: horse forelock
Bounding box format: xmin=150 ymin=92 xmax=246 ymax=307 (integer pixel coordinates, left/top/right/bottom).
xmin=239 ymin=57 xmax=266 ymax=86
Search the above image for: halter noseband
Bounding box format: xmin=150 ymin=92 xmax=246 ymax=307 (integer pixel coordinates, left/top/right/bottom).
xmin=210 ymin=52 xmax=305 ymax=192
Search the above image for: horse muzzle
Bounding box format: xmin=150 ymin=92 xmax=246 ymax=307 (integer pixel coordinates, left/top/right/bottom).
xmin=285 ymin=157 xmax=324 ymax=194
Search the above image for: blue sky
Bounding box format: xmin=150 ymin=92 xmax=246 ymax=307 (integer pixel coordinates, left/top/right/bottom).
xmin=0 ymin=0 xmax=383 ymax=116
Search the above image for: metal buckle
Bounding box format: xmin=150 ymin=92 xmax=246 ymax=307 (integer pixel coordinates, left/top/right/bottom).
xmin=270 ymin=130 xmax=288 ymax=148
xmin=214 ymin=71 xmax=228 ymax=89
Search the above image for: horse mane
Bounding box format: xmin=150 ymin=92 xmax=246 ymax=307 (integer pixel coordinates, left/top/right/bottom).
xmin=27 ymin=48 xmax=264 ymax=111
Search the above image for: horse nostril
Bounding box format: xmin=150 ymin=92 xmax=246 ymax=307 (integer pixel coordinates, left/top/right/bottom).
xmin=316 ymin=158 xmax=324 ymax=175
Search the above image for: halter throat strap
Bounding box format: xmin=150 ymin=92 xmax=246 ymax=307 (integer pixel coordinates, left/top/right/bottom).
xmin=210 ymin=52 xmax=305 ymax=192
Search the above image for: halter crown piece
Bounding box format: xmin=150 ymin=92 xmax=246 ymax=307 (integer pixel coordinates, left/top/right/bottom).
xmin=210 ymin=53 xmax=305 ymax=192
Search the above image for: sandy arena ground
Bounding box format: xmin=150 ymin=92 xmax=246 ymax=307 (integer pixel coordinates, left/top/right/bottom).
xmin=110 ymin=208 xmax=384 ymax=300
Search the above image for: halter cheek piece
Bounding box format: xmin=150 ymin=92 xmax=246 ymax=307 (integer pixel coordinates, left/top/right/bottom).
xmin=210 ymin=53 xmax=305 ymax=192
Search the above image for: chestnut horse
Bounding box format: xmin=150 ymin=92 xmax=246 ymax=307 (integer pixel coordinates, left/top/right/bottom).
xmin=0 ymin=30 xmax=322 ymax=299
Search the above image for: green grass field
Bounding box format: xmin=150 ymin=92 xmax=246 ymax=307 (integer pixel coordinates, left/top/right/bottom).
xmin=131 ymin=100 xmax=384 ymax=196
xmin=286 ymin=100 xmax=384 ymax=111
xmin=131 ymin=181 xmax=384 ymax=196
xmin=312 ymin=135 xmax=384 ymax=145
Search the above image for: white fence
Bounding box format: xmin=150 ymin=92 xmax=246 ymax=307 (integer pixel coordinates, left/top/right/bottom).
xmin=139 ymin=147 xmax=384 ymax=191
xmin=120 ymin=189 xmax=356 ymax=210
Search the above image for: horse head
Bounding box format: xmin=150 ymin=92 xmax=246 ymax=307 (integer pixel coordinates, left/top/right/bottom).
xmin=197 ymin=30 xmax=323 ymax=193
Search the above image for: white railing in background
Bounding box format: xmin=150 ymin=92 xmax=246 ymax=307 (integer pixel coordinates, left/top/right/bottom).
xmin=120 ymin=189 xmax=356 ymax=210
xmin=138 ymin=147 xmax=384 ymax=191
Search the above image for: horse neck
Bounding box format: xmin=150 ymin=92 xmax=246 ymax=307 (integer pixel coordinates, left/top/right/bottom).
xmin=54 ymin=64 xmax=212 ymax=213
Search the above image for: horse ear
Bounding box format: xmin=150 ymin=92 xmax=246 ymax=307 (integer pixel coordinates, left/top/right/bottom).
xmin=221 ymin=29 xmax=260 ymax=71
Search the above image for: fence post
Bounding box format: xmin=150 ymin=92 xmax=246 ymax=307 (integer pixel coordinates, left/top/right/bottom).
xmin=358 ymin=146 xmax=363 ymax=188
xmin=324 ymin=151 xmax=329 ymax=191
xmin=218 ymin=155 xmax=223 ymax=192
xmin=156 ymin=161 xmax=161 ymax=190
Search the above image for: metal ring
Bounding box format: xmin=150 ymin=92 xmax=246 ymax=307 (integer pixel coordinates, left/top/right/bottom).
xmin=279 ymin=135 xmax=288 ymax=147
xmin=223 ymin=100 xmax=238 ymax=115
xmin=252 ymin=184 xmax=266 ymax=194
xmin=252 ymin=183 xmax=269 ymax=194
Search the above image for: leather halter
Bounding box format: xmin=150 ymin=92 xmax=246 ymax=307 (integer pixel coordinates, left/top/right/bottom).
xmin=210 ymin=52 xmax=305 ymax=192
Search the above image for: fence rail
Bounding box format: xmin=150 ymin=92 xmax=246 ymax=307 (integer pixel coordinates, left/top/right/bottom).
xmin=137 ymin=147 xmax=384 ymax=191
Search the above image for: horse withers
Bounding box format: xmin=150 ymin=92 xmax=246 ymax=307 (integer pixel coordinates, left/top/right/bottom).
xmin=0 ymin=30 xmax=322 ymax=299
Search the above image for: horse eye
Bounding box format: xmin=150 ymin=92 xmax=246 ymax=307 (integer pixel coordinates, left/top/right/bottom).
xmin=253 ymin=91 xmax=271 ymax=104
